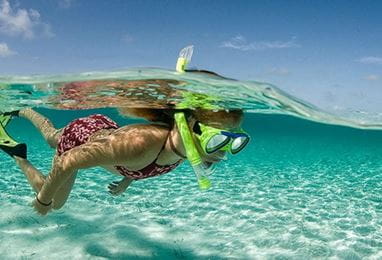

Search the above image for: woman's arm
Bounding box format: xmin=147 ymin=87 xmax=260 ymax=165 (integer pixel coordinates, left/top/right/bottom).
xmin=33 ymin=155 xmax=77 ymax=215
xmin=33 ymin=140 xmax=107 ymax=215
xmin=34 ymin=124 xmax=169 ymax=215
xmin=108 ymin=177 xmax=133 ymax=196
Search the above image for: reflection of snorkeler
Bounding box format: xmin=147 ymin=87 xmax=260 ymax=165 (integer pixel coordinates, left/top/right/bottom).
xmin=1 ymin=105 xmax=248 ymax=215
xmin=54 ymin=79 xmax=183 ymax=110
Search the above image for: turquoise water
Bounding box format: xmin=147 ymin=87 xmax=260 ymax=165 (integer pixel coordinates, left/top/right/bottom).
xmin=0 ymin=69 xmax=382 ymax=258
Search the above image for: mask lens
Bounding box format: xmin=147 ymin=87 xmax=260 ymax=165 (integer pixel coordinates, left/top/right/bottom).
xmin=231 ymin=136 xmax=249 ymax=154
xmin=206 ymin=134 xmax=230 ymax=154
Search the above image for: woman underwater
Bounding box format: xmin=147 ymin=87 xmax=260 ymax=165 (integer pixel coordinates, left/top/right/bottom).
xmin=0 ymin=71 xmax=250 ymax=216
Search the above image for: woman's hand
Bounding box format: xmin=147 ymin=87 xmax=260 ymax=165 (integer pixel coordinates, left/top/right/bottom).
xmin=32 ymin=196 xmax=53 ymax=216
xmin=108 ymin=177 xmax=133 ymax=196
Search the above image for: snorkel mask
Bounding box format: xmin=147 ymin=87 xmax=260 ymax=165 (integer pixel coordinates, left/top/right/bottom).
xmin=175 ymin=46 xmax=250 ymax=190
xmin=174 ymin=114 xmax=250 ymax=191
xmin=193 ymin=122 xmax=250 ymax=155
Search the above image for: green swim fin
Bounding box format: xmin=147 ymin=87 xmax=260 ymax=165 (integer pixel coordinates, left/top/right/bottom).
xmin=0 ymin=114 xmax=27 ymax=159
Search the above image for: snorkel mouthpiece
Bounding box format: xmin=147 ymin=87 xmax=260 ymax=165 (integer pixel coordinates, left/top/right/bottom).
xmin=174 ymin=112 xmax=211 ymax=190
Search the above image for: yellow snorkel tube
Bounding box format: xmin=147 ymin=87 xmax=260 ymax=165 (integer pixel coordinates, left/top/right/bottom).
xmin=176 ymin=45 xmax=194 ymax=73
xmin=175 ymin=112 xmax=212 ymax=190
xmin=175 ymin=46 xmax=212 ymax=190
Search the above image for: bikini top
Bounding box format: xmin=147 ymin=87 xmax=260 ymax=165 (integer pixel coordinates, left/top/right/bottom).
xmin=114 ymin=125 xmax=187 ymax=180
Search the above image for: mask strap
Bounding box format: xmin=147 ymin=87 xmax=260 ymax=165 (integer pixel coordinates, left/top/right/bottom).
xmin=222 ymin=131 xmax=247 ymax=138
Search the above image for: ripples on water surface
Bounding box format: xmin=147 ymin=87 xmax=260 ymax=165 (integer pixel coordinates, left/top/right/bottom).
xmin=1 ymin=68 xmax=381 ymax=129
xmin=0 ymin=69 xmax=381 ymax=258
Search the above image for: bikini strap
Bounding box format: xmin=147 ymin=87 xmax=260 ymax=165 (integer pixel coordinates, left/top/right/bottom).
xmin=153 ymin=124 xmax=186 ymax=164
xmin=168 ymin=128 xmax=187 ymax=159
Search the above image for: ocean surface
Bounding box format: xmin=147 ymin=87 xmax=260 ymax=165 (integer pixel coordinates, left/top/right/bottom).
xmin=0 ymin=69 xmax=381 ymax=259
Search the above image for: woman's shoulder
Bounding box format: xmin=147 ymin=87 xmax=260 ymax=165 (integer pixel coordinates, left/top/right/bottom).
xmin=116 ymin=122 xmax=171 ymax=132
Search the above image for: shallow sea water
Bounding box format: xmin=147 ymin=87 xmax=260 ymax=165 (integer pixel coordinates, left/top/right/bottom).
xmin=1 ymin=108 xmax=381 ymax=259
xmin=0 ymin=69 xmax=381 ymax=259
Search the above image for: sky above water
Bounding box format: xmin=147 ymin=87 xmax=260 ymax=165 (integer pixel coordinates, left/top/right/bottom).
xmin=0 ymin=0 xmax=381 ymax=113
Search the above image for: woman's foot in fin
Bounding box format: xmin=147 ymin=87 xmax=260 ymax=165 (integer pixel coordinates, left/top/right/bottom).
xmin=0 ymin=112 xmax=26 ymax=159
xmin=3 ymin=110 xmax=20 ymax=117
xmin=0 ymin=143 xmax=27 ymax=159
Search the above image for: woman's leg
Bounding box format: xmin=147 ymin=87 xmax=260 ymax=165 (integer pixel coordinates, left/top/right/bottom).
xmin=14 ymin=156 xmax=45 ymax=192
xmin=19 ymin=108 xmax=62 ymax=149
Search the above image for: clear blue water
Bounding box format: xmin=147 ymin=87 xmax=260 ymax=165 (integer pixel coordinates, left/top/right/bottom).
xmin=0 ymin=70 xmax=381 ymax=258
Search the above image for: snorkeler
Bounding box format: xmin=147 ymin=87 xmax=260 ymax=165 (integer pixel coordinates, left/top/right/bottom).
xmin=0 ymin=46 xmax=250 ymax=215
xmin=0 ymin=106 xmax=248 ymax=215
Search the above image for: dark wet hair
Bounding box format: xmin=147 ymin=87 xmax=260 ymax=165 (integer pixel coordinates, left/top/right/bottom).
xmin=117 ymin=70 xmax=242 ymax=128
xmin=185 ymin=69 xmax=233 ymax=80
xmin=117 ymin=107 xmax=243 ymax=129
